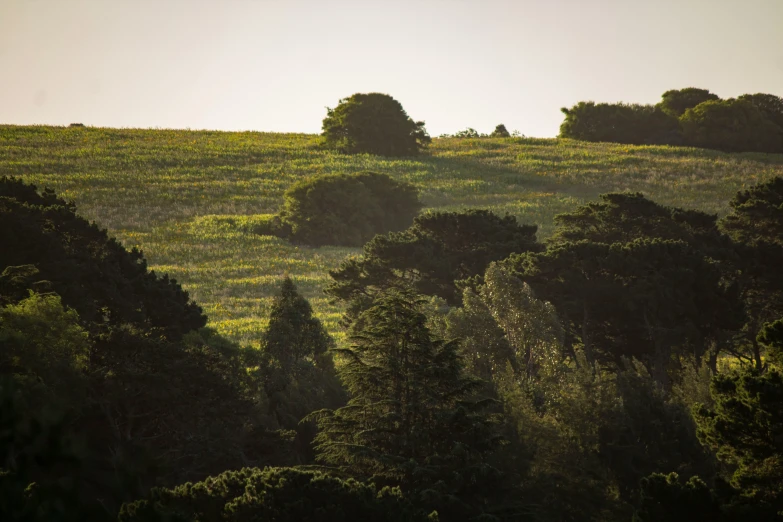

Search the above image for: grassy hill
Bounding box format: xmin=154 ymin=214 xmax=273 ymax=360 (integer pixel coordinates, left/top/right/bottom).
xmin=3 ymin=124 xmax=783 ymax=344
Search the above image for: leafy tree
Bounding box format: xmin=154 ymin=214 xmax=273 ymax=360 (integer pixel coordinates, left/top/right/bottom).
xmin=490 ymin=124 xmax=511 ymax=138
xmin=680 ymin=98 xmax=783 ymax=153
xmin=559 ymin=102 xmax=680 ymax=145
xmin=277 ymin=171 xmax=421 ymax=247
xmin=720 ymin=176 xmax=783 ymax=246
xmin=719 ymin=178 xmax=783 ymax=369
xmin=309 ymin=290 xmax=511 ymax=520
xmin=505 ymin=239 xmax=741 ymax=385
xmin=657 ymin=87 xmax=720 ymax=117
xmin=694 ymin=368 xmax=783 ymax=517
xmin=321 ymin=93 xmax=431 ymax=156
xmin=118 ymin=467 xmax=435 ymax=522
xmin=326 ymin=209 xmax=541 ymax=322
xmin=0 ymin=176 xmax=205 ymax=340
xmin=549 ymin=192 xmax=724 ymax=252
xmin=739 ymin=93 xmax=783 ymax=148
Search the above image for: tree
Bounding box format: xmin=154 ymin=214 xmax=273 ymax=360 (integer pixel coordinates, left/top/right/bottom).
xmin=321 ymin=93 xmax=431 ymax=156
xmin=326 ymin=209 xmax=541 ymax=322
xmin=694 ymin=368 xmax=783 ymax=518
xmin=720 ymin=177 xmax=783 ymax=246
xmin=277 ymin=171 xmax=421 ymax=247
xmin=558 ymin=102 xmax=680 ymax=145
xmin=0 ymin=176 xmax=205 ymax=340
xmin=309 ymin=290 xmax=511 ymax=520
xmin=490 ymin=124 xmax=511 ymax=138
xmin=657 ymin=87 xmax=720 ymax=117
xmin=118 ymin=467 xmax=434 ymax=522
xmin=263 ymin=277 xmax=332 ymax=366
xmin=505 ymin=239 xmax=741 ymax=384
xmin=257 ymin=277 xmax=343 ymax=435
xmin=680 ymin=99 xmax=783 ymax=153
xmin=739 ymin=93 xmax=783 ymax=149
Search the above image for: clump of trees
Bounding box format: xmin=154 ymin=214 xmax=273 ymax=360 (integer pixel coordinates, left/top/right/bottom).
xmin=265 ymin=171 xmax=421 ymax=247
xmin=560 ymin=88 xmax=783 ymax=154
xmin=321 ymin=92 xmax=431 ymax=156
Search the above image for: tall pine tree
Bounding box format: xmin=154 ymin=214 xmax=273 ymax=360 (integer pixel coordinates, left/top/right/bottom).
xmin=308 ymin=290 xmax=514 ymax=520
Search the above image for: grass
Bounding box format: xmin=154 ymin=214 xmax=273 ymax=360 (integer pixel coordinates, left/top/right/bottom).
xmin=3 ymin=124 xmax=783 ymax=345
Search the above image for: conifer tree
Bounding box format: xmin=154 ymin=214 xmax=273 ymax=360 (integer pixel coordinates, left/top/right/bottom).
xmin=309 ymin=289 xmax=510 ymax=520
xmin=263 ymin=277 xmax=332 ymax=367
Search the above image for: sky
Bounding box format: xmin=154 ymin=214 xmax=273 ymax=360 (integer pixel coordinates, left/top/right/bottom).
xmin=1 ymin=0 xmax=782 ymax=138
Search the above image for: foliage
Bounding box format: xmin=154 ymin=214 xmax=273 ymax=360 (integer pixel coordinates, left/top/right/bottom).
xmin=680 ymin=98 xmax=783 ymax=153
xmin=321 ymin=92 xmax=431 ymax=156
xmin=634 ymin=472 xmax=723 ymax=522
xmin=277 ymin=171 xmax=421 ymax=247
xmin=739 ymin=93 xmax=783 ymax=138
xmin=309 ymin=290 xmax=512 ymax=520
xmin=326 ymin=209 xmax=541 ymax=323
xmin=505 ymin=238 xmax=742 ymax=384
xmin=559 ymin=102 xmax=680 ymax=145
xmin=118 ymin=467 xmax=435 ymax=522
xmin=694 ymin=368 xmax=783 ymax=517
xmin=491 ymin=124 xmax=511 ymax=138
xmin=0 ymin=176 xmax=206 ymax=340
xmin=657 ymin=87 xmax=721 ymax=117
xmin=720 ymin=176 xmax=783 ymax=246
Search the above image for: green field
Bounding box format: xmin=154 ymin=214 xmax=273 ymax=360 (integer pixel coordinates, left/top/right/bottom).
xmin=3 ymin=125 xmax=783 ymax=344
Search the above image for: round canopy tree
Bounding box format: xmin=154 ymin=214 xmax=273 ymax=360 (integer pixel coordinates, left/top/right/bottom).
xmin=321 ymin=93 xmax=431 ymax=156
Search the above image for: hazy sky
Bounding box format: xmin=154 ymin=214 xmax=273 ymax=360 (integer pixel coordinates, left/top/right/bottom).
xmin=2 ymin=0 xmax=782 ymax=137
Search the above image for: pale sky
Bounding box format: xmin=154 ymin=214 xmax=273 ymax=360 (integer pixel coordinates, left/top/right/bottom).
xmin=1 ymin=0 xmax=782 ymax=138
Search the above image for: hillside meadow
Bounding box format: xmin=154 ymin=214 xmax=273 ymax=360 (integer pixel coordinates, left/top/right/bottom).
xmin=3 ymin=124 xmax=783 ymax=344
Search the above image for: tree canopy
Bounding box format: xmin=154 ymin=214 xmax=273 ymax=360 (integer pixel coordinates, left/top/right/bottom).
xmin=321 ymin=93 xmax=431 ymax=156
xmin=276 ymin=171 xmax=421 ymax=247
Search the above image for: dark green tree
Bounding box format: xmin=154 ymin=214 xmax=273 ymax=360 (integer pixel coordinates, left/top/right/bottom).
xmin=326 ymin=209 xmax=541 ymax=322
xmin=321 ymin=93 xmax=431 ymax=156
xmin=491 ymin=124 xmax=511 ymax=138
xmin=758 ymin=318 xmax=783 ymax=367
xmin=309 ymin=290 xmax=511 ymax=520
xmin=277 ymin=171 xmax=421 ymax=247
xmin=739 ymin=93 xmax=783 ymax=149
xmin=0 ymin=176 xmax=205 ymax=340
xmin=505 ymin=239 xmax=741 ymax=384
xmin=657 ymin=87 xmax=720 ymax=117
xmin=720 ymin=177 xmax=783 ymax=246
xmin=558 ymin=102 xmax=680 ymax=145
xmin=118 ymin=467 xmax=434 ymax=522
xmin=680 ymin=99 xmax=783 ymax=153
xmin=693 ymin=368 xmax=783 ymax=518
xmin=256 ymin=277 xmax=343 ymax=438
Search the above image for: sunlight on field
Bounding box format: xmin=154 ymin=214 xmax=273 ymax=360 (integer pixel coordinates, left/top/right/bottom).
xmin=3 ymin=125 xmax=783 ymax=343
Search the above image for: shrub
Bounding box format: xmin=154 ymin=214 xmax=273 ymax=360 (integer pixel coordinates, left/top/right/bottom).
xmin=559 ymin=102 xmax=680 ymax=145
xmin=490 ymin=123 xmax=511 ymax=137
xmin=321 ymin=92 xmax=431 ymax=156
xmin=118 ymin=467 xmax=433 ymax=522
xmin=277 ymin=171 xmax=421 ymax=247
xmin=657 ymin=88 xmax=721 ymax=117
xmin=680 ymin=98 xmax=783 ymax=153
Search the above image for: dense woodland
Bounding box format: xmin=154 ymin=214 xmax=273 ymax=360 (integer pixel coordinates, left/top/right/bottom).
xmin=3 ymin=91 xmax=783 ymax=521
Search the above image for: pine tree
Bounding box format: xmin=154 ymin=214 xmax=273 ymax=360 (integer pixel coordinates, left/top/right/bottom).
xmin=309 ymin=290 xmax=510 ymax=520
xmin=263 ymin=277 xmax=332 ymax=367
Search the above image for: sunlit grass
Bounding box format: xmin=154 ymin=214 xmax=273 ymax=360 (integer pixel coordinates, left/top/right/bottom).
xmin=3 ymin=125 xmax=783 ymax=344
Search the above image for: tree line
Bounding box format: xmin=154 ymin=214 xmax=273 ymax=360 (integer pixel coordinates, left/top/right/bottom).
xmin=559 ymin=88 xmax=783 ymax=153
